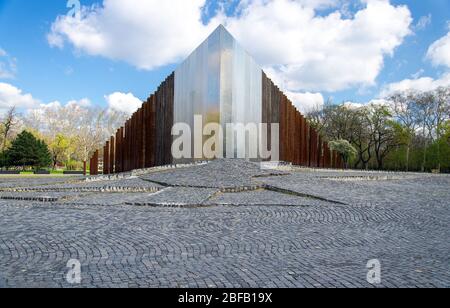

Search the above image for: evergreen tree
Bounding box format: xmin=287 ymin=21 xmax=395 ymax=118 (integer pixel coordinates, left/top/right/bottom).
xmin=36 ymin=139 xmax=52 ymax=170
xmin=5 ymin=131 xmax=52 ymax=170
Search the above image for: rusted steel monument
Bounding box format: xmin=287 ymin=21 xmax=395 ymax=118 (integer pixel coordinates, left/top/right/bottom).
xmin=90 ymin=26 xmax=343 ymax=175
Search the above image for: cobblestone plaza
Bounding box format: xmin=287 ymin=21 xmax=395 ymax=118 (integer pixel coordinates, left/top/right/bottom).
xmin=0 ymin=160 xmax=449 ymax=288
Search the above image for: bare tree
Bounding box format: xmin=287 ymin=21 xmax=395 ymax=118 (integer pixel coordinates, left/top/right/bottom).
xmin=387 ymin=90 xmax=421 ymax=171
xmin=308 ymin=102 xmax=373 ymax=169
xmin=368 ymin=105 xmax=402 ymax=170
xmin=318 ymin=105 xmax=360 ymax=141
xmin=351 ymin=107 xmax=374 ymax=170
xmin=1 ymin=106 xmax=18 ymax=151
xmin=306 ymin=98 xmax=333 ymax=135
xmin=428 ymin=87 xmax=450 ymax=171
xmin=416 ymin=92 xmax=435 ymax=172
xmin=22 ymin=102 xmax=130 ymax=168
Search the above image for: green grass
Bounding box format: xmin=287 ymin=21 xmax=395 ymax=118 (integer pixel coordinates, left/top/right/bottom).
xmin=0 ymin=169 xmax=86 ymax=178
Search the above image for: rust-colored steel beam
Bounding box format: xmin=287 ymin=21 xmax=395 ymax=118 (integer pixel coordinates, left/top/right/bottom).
xmin=279 ymin=95 xmax=285 ymax=162
xmin=95 ymin=150 xmax=99 ymax=175
xmin=318 ymin=136 xmax=323 ymax=168
xmin=142 ymin=101 xmax=148 ymax=168
xmin=131 ymin=112 xmax=136 ymax=170
xmin=149 ymin=95 xmax=156 ymax=167
xmin=103 ymin=141 xmax=110 ymax=175
xmin=115 ymin=129 xmax=121 ymax=173
xmin=294 ymin=110 xmax=300 ymax=165
xmin=126 ymin=119 xmax=132 ymax=172
xmin=332 ymin=150 xmax=338 ymax=169
xmin=288 ymin=102 xmax=296 ymax=164
xmin=323 ymin=142 xmax=331 ymax=168
xmin=336 ymin=153 xmax=344 ymax=169
xmin=110 ymin=136 xmax=115 ymax=174
xmin=137 ymin=107 xmax=144 ymax=169
xmin=144 ymin=99 xmax=151 ymax=168
xmin=90 ymin=150 xmax=99 ymax=176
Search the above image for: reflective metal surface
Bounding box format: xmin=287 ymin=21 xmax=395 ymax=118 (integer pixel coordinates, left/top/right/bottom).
xmin=174 ymin=25 xmax=262 ymax=160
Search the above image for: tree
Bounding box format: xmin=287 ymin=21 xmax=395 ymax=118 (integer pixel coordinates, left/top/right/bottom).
xmin=6 ymin=131 xmax=51 ymax=170
xmin=329 ymin=140 xmax=357 ymax=169
xmin=349 ymin=107 xmax=374 ymax=170
xmin=36 ymin=139 xmax=52 ymax=170
xmin=23 ymin=102 xmax=127 ymax=168
xmin=416 ymin=92 xmax=435 ymax=172
xmin=49 ymin=134 xmax=71 ymax=170
xmin=0 ymin=151 xmax=8 ymax=169
xmin=307 ymin=103 xmax=362 ymax=147
xmin=429 ymin=87 xmax=450 ymax=171
xmin=307 ymin=98 xmax=333 ymax=135
xmin=367 ymin=105 xmax=403 ymax=170
xmin=1 ymin=106 xmax=18 ymax=151
xmin=388 ymin=91 xmax=421 ymax=171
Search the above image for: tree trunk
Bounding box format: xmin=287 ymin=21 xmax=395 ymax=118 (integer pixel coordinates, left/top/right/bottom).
xmin=437 ymin=130 xmax=441 ymax=173
xmin=421 ymin=124 xmax=427 ymax=172
xmin=377 ymin=157 xmax=383 ymax=170
xmin=405 ymin=140 xmax=411 ymax=172
xmin=342 ymin=155 xmax=349 ymax=170
xmin=421 ymin=141 xmax=427 ymax=172
xmin=354 ymin=157 xmax=362 ymax=169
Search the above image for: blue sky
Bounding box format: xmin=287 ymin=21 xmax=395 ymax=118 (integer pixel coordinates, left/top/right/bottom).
xmin=0 ymin=0 xmax=449 ymax=114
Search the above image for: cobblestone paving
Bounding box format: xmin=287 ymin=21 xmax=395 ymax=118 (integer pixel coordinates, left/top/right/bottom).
xmin=140 ymin=159 xmax=284 ymax=189
xmin=129 ymin=187 xmax=220 ymax=207
xmin=0 ymin=160 xmax=449 ymax=288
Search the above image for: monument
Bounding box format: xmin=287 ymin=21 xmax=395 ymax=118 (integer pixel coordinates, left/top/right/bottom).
xmin=89 ymin=25 xmax=342 ymax=175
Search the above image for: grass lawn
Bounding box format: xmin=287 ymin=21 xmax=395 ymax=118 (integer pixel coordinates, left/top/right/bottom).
xmin=0 ymin=170 xmax=86 ymax=178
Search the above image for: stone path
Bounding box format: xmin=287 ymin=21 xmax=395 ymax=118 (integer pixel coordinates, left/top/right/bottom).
xmin=0 ymin=160 xmax=449 ymax=288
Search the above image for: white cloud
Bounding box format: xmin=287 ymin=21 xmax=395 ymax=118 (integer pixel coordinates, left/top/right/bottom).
xmin=226 ymin=0 xmax=412 ymax=92
xmin=427 ymin=31 xmax=450 ymax=68
xmin=380 ymin=73 xmax=450 ymax=97
xmin=285 ymin=91 xmax=325 ymax=113
xmin=48 ymin=0 xmax=217 ymax=70
xmin=416 ymin=14 xmax=432 ymax=30
xmin=105 ymin=92 xmax=142 ymax=114
xmin=67 ymin=98 xmax=91 ymax=108
xmin=48 ymin=0 xmax=412 ymax=93
xmin=0 ymin=83 xmax=40 ymax=113
xmin=381 ymin=29 xmax=450 ymax=97
xmin=0 ymin=81 xmax=139 ymax=119
xmin=343 ymin=101 xmax=364 ymax=109
xmin=0 ymin=48 xmax=17 ymax=79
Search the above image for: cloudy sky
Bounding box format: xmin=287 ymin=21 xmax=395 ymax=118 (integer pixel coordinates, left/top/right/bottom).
xmin=1 ymin=0 xmax=450 ymax=114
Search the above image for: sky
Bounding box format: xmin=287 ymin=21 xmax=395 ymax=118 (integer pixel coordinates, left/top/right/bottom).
xmin=0 ymin=0 xmax=450 ymax=115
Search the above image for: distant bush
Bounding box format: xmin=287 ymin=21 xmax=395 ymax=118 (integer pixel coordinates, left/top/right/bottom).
xmin=65 ymin=160 xmax=84 ymax=171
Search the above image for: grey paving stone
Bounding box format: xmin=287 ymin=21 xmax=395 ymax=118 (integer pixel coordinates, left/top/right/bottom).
xmin=128 ymin=187 xmax=219 ymax=207
xmin=206 ymin=189 xmax=332 ymax=207
xmin=7 ymin=178 xmax=162 ymax=193
xmin=0 ymin=177 xmax=84 ymax=190
xmin=0 ymin=191 xmax=87 ymax=202
xmin=60 ymin=192 xmax=153 ymax=206
xmin=0 ymin=161 xmax=449 ymax=288
xmin=140 ymin=159 xmax=284 ymax=189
